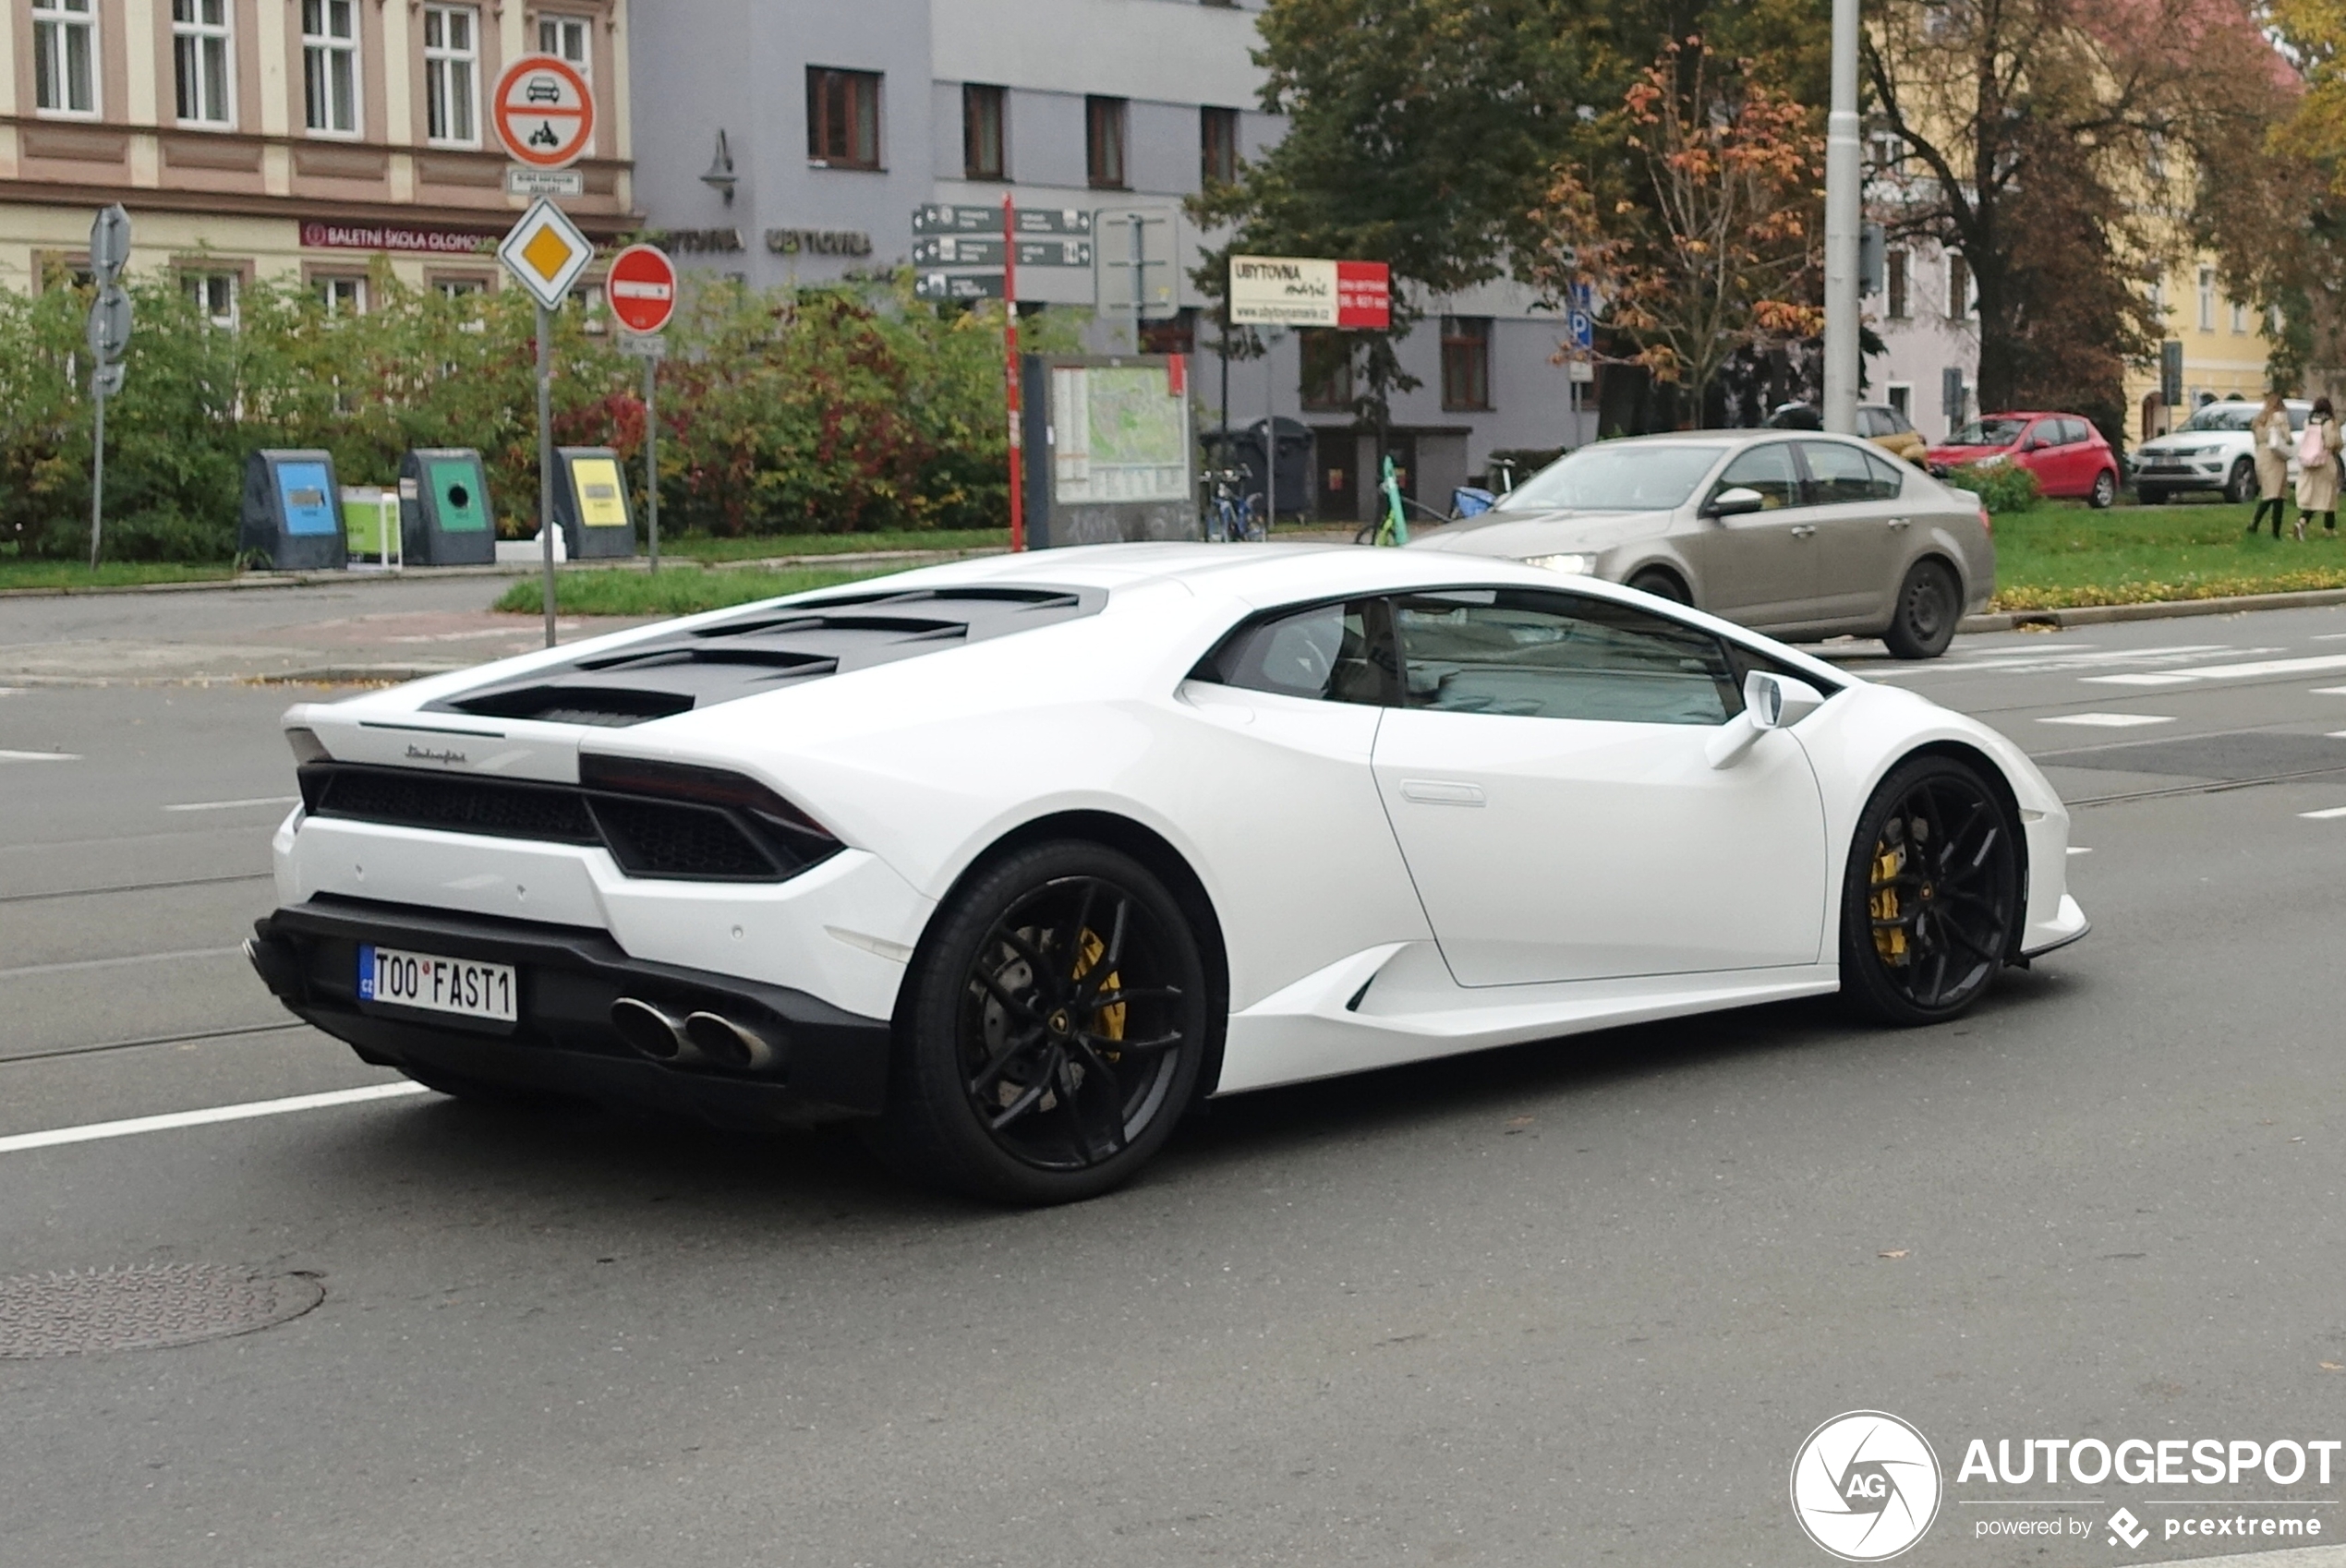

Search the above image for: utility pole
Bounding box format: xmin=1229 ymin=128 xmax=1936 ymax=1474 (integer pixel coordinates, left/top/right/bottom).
xmin=1005 ymin=193 xmax=1025 ymax=551
xmin=537 ymin=303 xmax=557 ymax=648
xmin=1822 ymin=0 xmax=1861 ymax=435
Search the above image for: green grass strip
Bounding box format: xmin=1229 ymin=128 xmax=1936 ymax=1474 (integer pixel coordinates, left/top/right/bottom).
xmin=1990 ymin=501 xmax=2346 ymax=609
xmin=494 ymin=564 xmax=899 ymax=617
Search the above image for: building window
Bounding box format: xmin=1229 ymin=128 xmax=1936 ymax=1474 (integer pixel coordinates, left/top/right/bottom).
xmin=302 ymin=0 xmax=358 ymax=136
xmin=317 ymin=275 xmax=367 ymax=314
xmin=1440 ymin=316 xmax=1492 ymax=411
xmin=1947 ymin=253 xmax=1970 ymax=320
xmin=1300 ymin=329 xmax=1354 ymax=411
xmin=537 ymin=14 xmax=590 ymax=78
xmin=2232 ymin=301 xmax=2250 ymax=334
xmin=2197 ymin=267 xmax=2217 ymax=332
xmin=1887 ymin=383 xmax=1912 ymax=419
xmin=187 ymin=271 xmax=239 ymax=329
xmin=32 ymin=0 xmax=98 ymax=117
xmin=963 ymin=84 xmax=1006 ymax=181
xmin=434 ymin=275 xmax=490 ymax=297
xmin=1201 ymin=105 xmax=1239 ymax=186
xmin=424 ymin=6 xmax=480 ymax=147
xmin=1086 ymin=96 xmax=1128 ymax=189
xmin=1885 ymin=248 xmax=1908 ymax=320
xmin=173 ymin=0 xmax=233 ymax=126
xmin=806 ymin=67 xmax=881 ymax=169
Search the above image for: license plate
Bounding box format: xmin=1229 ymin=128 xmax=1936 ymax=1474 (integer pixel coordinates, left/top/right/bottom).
xmin=357 ymin=944 xmax=517 ymax=1022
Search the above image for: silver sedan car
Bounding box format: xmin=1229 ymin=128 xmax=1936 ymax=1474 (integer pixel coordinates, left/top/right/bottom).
xmin=1409 ymin=430 xmax=1996 ymax=658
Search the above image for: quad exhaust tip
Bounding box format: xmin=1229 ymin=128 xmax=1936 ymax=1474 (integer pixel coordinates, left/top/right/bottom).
xmin=609 ymin=997 xmax=782 ymax=1075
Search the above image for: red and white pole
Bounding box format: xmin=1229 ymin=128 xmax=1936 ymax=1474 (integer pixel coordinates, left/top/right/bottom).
xmin=1003 ymin=194 xmax=1025 ymax=552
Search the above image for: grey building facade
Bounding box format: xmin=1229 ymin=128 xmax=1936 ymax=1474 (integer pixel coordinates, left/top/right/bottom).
xmin=630 ymin=0 xmax=1595 ymax=519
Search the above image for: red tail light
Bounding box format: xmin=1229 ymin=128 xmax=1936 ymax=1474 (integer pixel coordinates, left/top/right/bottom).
xmin=1977 ymin=501 xmax=1992 ymax=535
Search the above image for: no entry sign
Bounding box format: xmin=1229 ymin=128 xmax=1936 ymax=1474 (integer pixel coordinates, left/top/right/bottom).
xmin=492 ymin=54 xmax=595 ymax=170
xmin=605 ymin=244 xmax=678 ymax=335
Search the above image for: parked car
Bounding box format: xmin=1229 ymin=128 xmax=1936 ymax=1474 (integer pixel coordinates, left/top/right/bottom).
xmin=246 ymin=548 xmax=2086 ymax=1204
xmin=1408 ymin=430 xmax=1995 ymax=658
xmin=2134 ymin=398 xmax=2308 ymax=504
xmin=1763 ymin=402 xmax=1929 ymax=463
xmin=1923 ymin=412 xmax=2121 ymax=508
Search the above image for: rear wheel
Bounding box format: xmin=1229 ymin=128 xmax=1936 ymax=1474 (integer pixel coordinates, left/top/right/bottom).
xmin=876 ymin=841 xmax=1210 ymax=1204
xmin=1840 ymin=754 xmax=2021 ymax=1026
xmin=1626 ymin=567 xmax=1690 ymax=606
xmin=2092 ymin=468 xmax=2122 ymax=509
xmin=2222 ymin=459 xmax=2255 ymax=505
xmin=1881 ymin=559 xmax=1961 ymax=659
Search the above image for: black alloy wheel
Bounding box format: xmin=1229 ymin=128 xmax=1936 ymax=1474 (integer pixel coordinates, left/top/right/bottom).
xmin=1839 ymin=754 xmax=2020 ymax=1026
xmin=1626 ymin=567 xmax=1691 ymax=606
xmin=2223 ymin=459 xmax=2255 ymax=506
xmin=877 ymin=841 xmax=1210 ymax=1204
xmin=2092 ymin=468 xmax=2122 ymax=509
xmin=1881 ymin=558 xmax=1961 ymax=659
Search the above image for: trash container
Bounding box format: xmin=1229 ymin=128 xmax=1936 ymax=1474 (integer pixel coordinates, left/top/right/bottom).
xmin=1201 ymin=416 xmax=1314 ymax=523
xmin=238 ymin=449 xmax=347 ymax=571
xmin=550 ymin=447 xmax=635 ymax=561
xmin=398 ymin=448 xmax=495 ymax=566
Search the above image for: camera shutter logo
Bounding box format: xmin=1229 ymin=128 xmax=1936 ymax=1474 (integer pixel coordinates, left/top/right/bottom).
xmin=1790 ymin=1411 xmax=1942 ymax=1561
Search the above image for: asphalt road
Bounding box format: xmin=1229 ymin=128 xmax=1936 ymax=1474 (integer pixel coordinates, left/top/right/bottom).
xmin=5 ymin=581 xmax=2346 ymax=1567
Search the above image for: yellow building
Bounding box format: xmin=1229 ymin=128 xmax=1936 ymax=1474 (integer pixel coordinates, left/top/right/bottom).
xmin=2128 ymin=259 xmax=2278 ymax=440
xmin=1 ymin=0 xmax=635 ymax=303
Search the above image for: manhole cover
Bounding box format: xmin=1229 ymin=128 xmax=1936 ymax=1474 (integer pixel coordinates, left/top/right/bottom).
xmin=0 ymin=1265 xmax=324 ymax=1358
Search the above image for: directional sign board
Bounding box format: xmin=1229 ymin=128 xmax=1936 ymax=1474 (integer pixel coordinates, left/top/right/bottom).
xmin=1228 ymin=256 xmax=1391 ymax=329
xmin=915 ymin=271 xmax=1006 ymax=303
xmin=913 ymin=235 xmax=1093 ymax=269
xmin=914 ymin=203 xmax=1093 ymax=237
xmin=492 ymin=54 xmax=595 ymax=170
xmin=605 ymin=243 xmax=677 ymax=334
xmin=497 ymin=198 xmax=595 ymax=309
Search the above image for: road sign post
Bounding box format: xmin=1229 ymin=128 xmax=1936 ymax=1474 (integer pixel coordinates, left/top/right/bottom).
xmin=606 ymin=243 xmax=677 ymax=573
xmin=1005 ymin=196 xmax=1023 ymax=553
xmin=498 ymin=197 xmax=595 ymax=646
xmin=86 ymin=204 xmax=131 ymax=570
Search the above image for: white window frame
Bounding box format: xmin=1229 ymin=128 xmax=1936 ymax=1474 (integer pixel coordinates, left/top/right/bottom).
xmin=2197 ymin=267 xmax=2216 ymax=332
xmin=302 ymin=0 xmax=361 ymax=138
xmin=173 ymin=0 xmax=236 ymax=127
xmin=32 ymin=0 xmax=101 ymax=119
xmin=187 ymin=271 xmax=240 ymax=330
xmin=317 ymin=275 xmax=368 ymax=314
xmin=424 ymin=5 xmax=481 ymax=149
xmin=2231 ymin=301 xmax=2250 ymax=335
xmin=537 ymin=13 xmax=591 ymax=80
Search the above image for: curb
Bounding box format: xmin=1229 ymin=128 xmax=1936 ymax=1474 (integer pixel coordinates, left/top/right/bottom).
xmin=1960 ymin=585 xmax=2346 ymax=633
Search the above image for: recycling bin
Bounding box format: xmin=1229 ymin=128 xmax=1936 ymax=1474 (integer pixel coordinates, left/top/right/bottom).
xmin=237 ymin=449 xmax=347 ymax=571
xmin=550 ymin=447 xmax=635 ymax=560
xmin=397 ymin=448 xmax=495 ymax=566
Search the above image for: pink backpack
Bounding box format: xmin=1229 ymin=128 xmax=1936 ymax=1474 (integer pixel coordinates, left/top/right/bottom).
xmin=2301 ymin=419 xmax=2328 ymax=465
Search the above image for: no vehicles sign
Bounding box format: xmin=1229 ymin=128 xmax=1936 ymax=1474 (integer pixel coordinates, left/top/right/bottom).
xmin=492 ymin=54 xmax=595 ymax=170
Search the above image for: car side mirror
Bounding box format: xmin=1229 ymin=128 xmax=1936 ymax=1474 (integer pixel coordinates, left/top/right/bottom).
xmin=1703 ymin=486 xmax=1766 ymax=519
xmin=1706 ymin=671 xmax=1828 ymax=768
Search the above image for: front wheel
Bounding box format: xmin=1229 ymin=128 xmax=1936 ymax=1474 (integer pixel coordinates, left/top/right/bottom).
xmin=1626 ymin=567 xmax=1690 ymax=606
xmin=876 ymin=841 xmax=1211 ymax=1204
xmin=1840 ymin=754 xmax=2021 ymax=1026
xmin=2092 ymin=468 xmax=2121 ymax=509
xmin=1881 ymin=558 xmax=1962 ymax=659
xmin=2221 ymin=460 xmax=2254 ymax=506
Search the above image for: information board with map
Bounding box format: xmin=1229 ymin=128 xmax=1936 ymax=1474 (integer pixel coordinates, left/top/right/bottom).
xmin=1048 ymin=364 xmax=1190 ymax=504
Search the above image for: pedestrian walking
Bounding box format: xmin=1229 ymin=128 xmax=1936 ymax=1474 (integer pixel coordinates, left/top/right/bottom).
xmin=2250 ymin=392 xmax=2293 ymax=537
xmin=2296 ymin=397 xmax=2342 ymax=539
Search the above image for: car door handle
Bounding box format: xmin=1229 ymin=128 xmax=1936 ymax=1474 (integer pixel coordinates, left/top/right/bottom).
xmin=1789 ymin=525 xmax=1817 ymax=538
xmin=1886 ymin=516 xmax=1911 ymax=530
xmin=1399 ymin=778 xmax=1486 ymax=806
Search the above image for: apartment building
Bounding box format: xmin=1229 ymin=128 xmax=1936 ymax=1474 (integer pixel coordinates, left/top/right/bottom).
xmin=2127 ymin=259 xmax=2277 ymax=440
xmin=1 ymin=0 xmax=636 ymax=306
xmin=630 ymin=0 xmax=1596 ymax=518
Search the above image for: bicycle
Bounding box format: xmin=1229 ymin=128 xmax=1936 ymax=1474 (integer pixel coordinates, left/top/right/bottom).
xmin=1201 ymin=468 xmax=1266 ymax=543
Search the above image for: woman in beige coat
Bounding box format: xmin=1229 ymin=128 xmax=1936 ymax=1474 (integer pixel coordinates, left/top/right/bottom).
xmin=2295 ymin=396 xmax=2342 ymax=539
xmin=2249 ymin=392 xmax=2293 ymax=537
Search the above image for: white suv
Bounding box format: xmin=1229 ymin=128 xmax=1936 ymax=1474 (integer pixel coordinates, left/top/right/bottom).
xmin=2134 ymin=399 xmax=2308 ymax=504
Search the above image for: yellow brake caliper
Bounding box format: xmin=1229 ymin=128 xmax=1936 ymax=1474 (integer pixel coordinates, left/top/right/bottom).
xmin=1870 ymin=841 xmax=1906 ymax=963
xmin=1071 ymin=929 xmax=1126 ymax=1055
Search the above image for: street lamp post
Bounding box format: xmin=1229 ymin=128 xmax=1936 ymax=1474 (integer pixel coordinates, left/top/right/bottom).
xmin=1822 ymin=0 xmax=1861 ymax=436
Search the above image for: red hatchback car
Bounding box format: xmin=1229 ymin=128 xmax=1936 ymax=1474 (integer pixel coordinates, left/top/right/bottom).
xmin=1925 ymin=411 xmax=2121 ymax=509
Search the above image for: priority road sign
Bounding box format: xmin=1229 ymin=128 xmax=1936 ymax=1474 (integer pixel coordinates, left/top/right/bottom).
xmin=915 ymin=271 xmax=1005 ymax=302
xmin=497 ymin=198 xmax=595 ymax=309
xmin=605 ymin=243 xmax=678 ymax=334
xmin=492 ymin=54 xmax=595 ymax=171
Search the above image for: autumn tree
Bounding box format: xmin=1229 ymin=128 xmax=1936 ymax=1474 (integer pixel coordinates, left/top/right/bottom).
xmin=1527 ymin=40 xmax=1822 ymax=418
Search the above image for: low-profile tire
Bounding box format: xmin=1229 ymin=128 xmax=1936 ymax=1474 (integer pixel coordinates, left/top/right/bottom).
xmin=2091 ymin=468 xmax=2122 ymax=509
xmin=2221 ymin=460 xmax=2254 ymax=506
xmin=1839 ymin=754 xmax=2022 ymax=1027
xmin=1626 ymin=567 xmax=1690 ymax=606
xmin=875 ymin=840 xmax=1211 ymax=1205
xmin=1880 ymin=558 xmax=1962 ymax=659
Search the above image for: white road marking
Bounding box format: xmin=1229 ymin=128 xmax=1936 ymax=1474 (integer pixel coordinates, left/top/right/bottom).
xmin=0 ymin=750 xmax=80 ymax=763
xmin=2038 ymin=713 xmax=2178 ymax=728
xmin=2080 ymin=672 xmax=2197 ymax=685
xmin=163 ymin=795 xmax=298 ymax=813
xmin=2158 ymin=651 xmax=2346 ymax=681
xmin=2315 ymin=686 xmax=2346 ymax=696
xmin=0 ymin=1081 xmax=429 ymax=1155
xmin=0 ymin=946 xmax=238 ymax=980
xmin=2314 ymin=633 xmax=2346 ymax=641
xmin=2300 ymin=806 xmax=2346 ymax=820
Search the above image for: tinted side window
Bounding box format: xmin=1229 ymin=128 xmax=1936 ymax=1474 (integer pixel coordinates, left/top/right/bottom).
xmin=1857 ymin=408 xmax=1886 ymax=437
xmin=1711 ymin=442 xmax=1800 ymax=510
xmin=1799 ymin=440 xmax=1897 ymax=503
xmin=1392 ymin=590 xmax=1738 ymax=726
xmin=1197 ymin=598 xmax=1391 ymax=705
xmin=1863 ymin=449 xmax=1906 ymax=497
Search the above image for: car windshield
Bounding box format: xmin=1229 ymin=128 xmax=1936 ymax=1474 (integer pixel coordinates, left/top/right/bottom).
xmin=2176 ymin=404 xmax=2258 ymax=432
xmin=1493 ymin=443 xmax=1725 ymax=513
xmin=1946 ymin=418 xmax=2028 ymax=447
